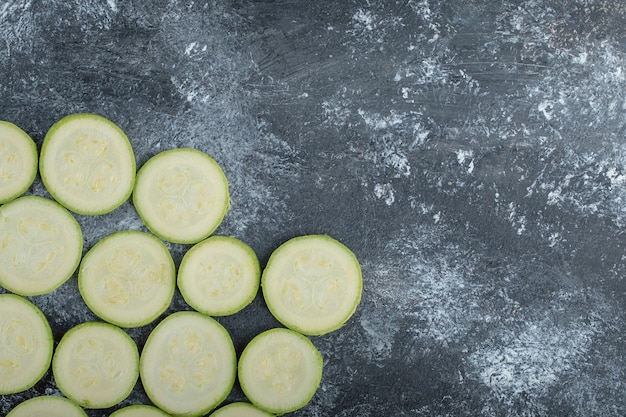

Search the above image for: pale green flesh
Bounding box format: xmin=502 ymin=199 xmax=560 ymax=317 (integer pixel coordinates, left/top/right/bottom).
xmin=0 ymin=196 xmax=83 ymax=296
xmin=6 ymin=396 xmax=87 ymax=417
xmin=209 ymin=402 xmax=274 ymax=417
xmin=0 ymin=294 xmax=53 ymax=395
xmin=178 ymin=236 xmax=260 ymax=316
xmin=0 ymin=121 xmax=38 ymax=204
xmin=133 ymin=148 xmax=229 ymax=244
xmin=140 ymin=311 xmax=236 ymax=417
xmin=109 ymin=404 xmax=171 ymax=417
xmin=79 ymin=230 xmax=176 ymax=328
xmin=39 ymin=113 xmax=136 ymax=215
xmin=238 ymin=328 xmax=322 ymax=415
xmin=261 ymin=235 xmax=362 ymax=336
xmin=52 ymin=322 xmax=139 ymax=409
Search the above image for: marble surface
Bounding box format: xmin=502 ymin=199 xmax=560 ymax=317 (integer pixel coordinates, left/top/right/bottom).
xmin=2 ymin=0 xmax=626 ymax=416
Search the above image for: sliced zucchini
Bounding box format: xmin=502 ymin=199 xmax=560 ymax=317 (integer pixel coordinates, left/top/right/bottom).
xmin=6 ymin=395 xmax=87 ymax=417
xmin=140 ymin=311 xmax=236 ymax=417
xmin=0 ymin=121 xmax=38 ymax=204
xmin=209 ymin=402 xmax=274 ymax=417
xmin=109 ymin=404 xmax=171 ymax=417
xmin=132 ymin=148 xmax=229 ymax=244
xmin=178 ymin=236 xmax=260 ymax=316
xmin=52 ymin=321 xmax=139 ymax=409
xmin=261 ymin=235 xmax=362 ymax=336
xmin=0 ymin=196 xmax=83 ymax=296
xmin=78 ymin=230 xmax=176 ymax=328
xmin=39 ymin=113 xmax=136 ymax=215
xmin=0 ymin=294 xmax=53 ymax=394
xmin=238 ymin=328 xmax=323 ymax=415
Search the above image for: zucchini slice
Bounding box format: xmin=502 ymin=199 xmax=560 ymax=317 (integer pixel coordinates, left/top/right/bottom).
xmin=6 ymin=396 xmax=87 ymax=417
xmin=0 ymin=196 xmax=83 ymax=296
xmin=109 ymin=404 xmax=171 ymax=417
xmin=52 ymin=322 xmax=139 ymax=409
xmin=0 ymin=121 xmax=38 ymax=204
xmin=78 ymin=230 xmax=176 ymax=328
xmin=238 ymin=328 xmax=322 ymax=415
xmin=261 ymin=235 xmax=362 ymax=335
xmin=139 ymin=311 xmax=236 ymax=417
xmin=132 ymin=148 xmax=229 ymax=244
xmin=39 ymin=113 xmax=136 ymax=215
xmin=178 ymin=236 xmax=260 ymax=316
xmin=209 ymin=402 xmax=274 ymax=417
xmin=0 ymin=294 xmax=53 ymax=394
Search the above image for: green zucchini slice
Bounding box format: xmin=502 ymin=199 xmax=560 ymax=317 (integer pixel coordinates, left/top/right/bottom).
xmin=52 ymin=322 xmax=139 ymax=409
xmin=0 ymin=121 xmax=38 ymax=204
xmin=39 ymin=113 xmax=136 ymax=215
xmin=261 ymin=235 xmax=362 ymax=335
xmin=6 ymin=396 xmax=87 ymax=417
xmin=0 ymin=196 xmax=83 ymax=296
xmin=78 ymin=230 xmax=176 ymax=328
xmin=209 ymin=402 xmax=274 ymax=417
xmin=0 ymin=294 xmax=53 ymax=394
xmin=139 ymin=311 xmax=236 ymax=417
xmin=238 ymin=328 xmax=323 ymax=415
xmin=178 ymin=236 xmax=260 ymax=316
xmin=109 ymin=404 xmax=171 ymax=417
xmin=132 ymin=148 xmax=229 ymax=244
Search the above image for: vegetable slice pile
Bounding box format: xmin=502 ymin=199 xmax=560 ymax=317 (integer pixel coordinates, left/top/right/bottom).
xmin=0 ymin=121 xmax=38 ymax=204
xmin=0 ymin=294 xmax=53 ymax=395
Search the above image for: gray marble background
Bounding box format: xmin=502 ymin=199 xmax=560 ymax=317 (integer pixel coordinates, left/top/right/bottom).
xmin=2 ymin=0 xmax=626 ymax=416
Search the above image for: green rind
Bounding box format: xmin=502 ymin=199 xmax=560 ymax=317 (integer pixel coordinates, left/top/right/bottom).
xmin=78 ymin=230 xmax=176 ymax=328
xmin=177 ymin=235 xmax=260 ymax=316
xmin=238 ymin=328 xmax=323 ymax=415
xmin=0 ymin=121 xmax=38 ymax=205
xmin=0 ymin=196 xmax=83 ymax=296
xmin=52 ymin=321 xmax=139 ymax=409
xmin=39 ymin=113 xmax=136 ymax=215
xmin=109 ymin=404 xmax=171 ymax=417
xmin=0 ymin=294 xmax=53 ymax=395
xmin=6 ymin=396 xmax=87 ymax=417
xmin=261 ymin=234 xmax=363 ymax=336
xmin=132 ymin=148 xmax=230 ymax=244
xmin=209 ymin=402 xmax=275 ymax=417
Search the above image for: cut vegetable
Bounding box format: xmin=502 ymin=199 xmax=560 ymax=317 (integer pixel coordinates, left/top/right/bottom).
xmin=209 ymin=402 xmax=274 ymax=417
xmin=140 ymin=311 xmax=236 ymax=417
xmin=178 ymin=236 xmax=260 ymax=316
xmin=79 ymin=230 xmax=175 ymax=328
xmin=132 ymin=148 xmax=229 ymax=244
xmin=6 ymin=396 xmax=87 ymax=417
xmin=39 ymin=113 xmax=136 ymax=215
xmin=109 ymin=404 xmax=171 ymax=417
xmin=0 ymin=294 xmax=53 ymax=394
xmin=261 ymin=235 xmax=362 ymax=336
xmin=0 ymin=121 xmax=38 ymax=204
xmin=238 ymin=328 xmax=322 ymax=415
xmin=0 ymin=196 xmax=83 ymax=296
xmin=52 ymin=321 xmax=139 ymax=409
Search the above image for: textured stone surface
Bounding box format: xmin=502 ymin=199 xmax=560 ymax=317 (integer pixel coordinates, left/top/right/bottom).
xmin=2 ymin=0 xmax=626 ymax=415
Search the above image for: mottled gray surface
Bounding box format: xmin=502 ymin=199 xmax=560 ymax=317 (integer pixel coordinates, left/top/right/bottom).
xmin=2 ymin=0 xmax=626 ymax=416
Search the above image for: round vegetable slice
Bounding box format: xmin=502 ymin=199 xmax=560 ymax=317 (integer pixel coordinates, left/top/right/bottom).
xmin=209 ymin=402 xmax=274 ymax=417
xmin=110 ymin=404 xmax=171 ymax=417
xmin=6 ymin=396 xmax=87 ymax=417
xmin=79 ymin=230 xmax=175 ymax=328
xmin=39 ymin=113 xmax=136 ymax=215
xmin=178 ymin=236 xmax=260 ymax=316
xmin=238 ymin=328 xmax=322 ymax=415
xmin=0 ymin=196 xmax=83 ymax=296
xmin=140 ymin=311 xmax=236 ymax=417
xmin=261 ymin=235 xmax=362 ymax=336
xmin=0 ymin=294 xmax=53 ymax=394
xmin=0 ymin=121 xmax=38 ymax=204
xmin=132 ymin=148 xmax=229 ymax=244
xmin=52 ymin=321 xmax=139 ymax=409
